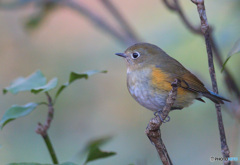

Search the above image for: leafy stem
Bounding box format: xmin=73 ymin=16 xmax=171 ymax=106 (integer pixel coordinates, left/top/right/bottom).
xmin=36 ymin=92 xmax=54 ymax=136
xmin=42 ymin=131 xmax=59 ymax=164
xmin=35 ymin=92 xmax=57 ymax=164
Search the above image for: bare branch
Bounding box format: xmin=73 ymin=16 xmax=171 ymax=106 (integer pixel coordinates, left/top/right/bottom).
xmin=209 ymin=34 xmax=240 ymax=97
xmin=100 ymin=0 xmax=140 ymax=44
xmin=146 ymin=79 xmax=179 ymax=165
xmin=162 ymin=0 xmax=201 ymax=34
xmin=59 ymin=0 xmax=133 ymax=45
xmin=191 ymin=1 xmax=230 ymax=164
xmin=162 ymin=0 xmax=177 ymax=10
xmin=162 ymin=0 xmax=240 ymax=98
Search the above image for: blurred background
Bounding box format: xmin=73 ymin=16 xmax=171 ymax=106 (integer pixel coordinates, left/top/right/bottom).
xmin=0 ymin=0 xmax=240 ymax=164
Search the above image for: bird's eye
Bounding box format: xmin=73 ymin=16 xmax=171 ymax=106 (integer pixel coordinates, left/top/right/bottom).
xmin=131 ymin=52 xmax=140 ymax=59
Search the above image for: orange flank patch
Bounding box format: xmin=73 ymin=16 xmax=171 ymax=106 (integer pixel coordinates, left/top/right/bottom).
xmin=151 ymin=67 xmax=187 ymax=96
xmin=151 ymin=67 xmax=171 ymax=91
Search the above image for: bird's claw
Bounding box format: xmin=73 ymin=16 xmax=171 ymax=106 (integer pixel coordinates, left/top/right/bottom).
xmin=154 ymin=111 xmax=171 ymax=123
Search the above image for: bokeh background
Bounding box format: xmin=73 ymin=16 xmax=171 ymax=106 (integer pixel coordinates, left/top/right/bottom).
xmin=0 ymin=0 xmax=240 ymax=164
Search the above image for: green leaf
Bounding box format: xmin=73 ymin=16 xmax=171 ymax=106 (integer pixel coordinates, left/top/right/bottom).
xmin=221 ymin=38 xmax=240 ymax=72
xmin=83 ymin=136 xmax=115 ymax=164
xmin=85 ymin=147 xmax=116 ymax=164
xmin=54 ymin=70 xmax=107 ymax=102
xmin=8 ymin=162 xmax=77 ymax=165
xmin=69 ymin=70 xmax=107 ymax=84
xmin=85 ymin=136 xmax=112 ymax=151
xmin=0 ymin=103 xmax=38 ymax=129
xmin=3 ymin=70 xmax=46 ymax=94
xmin=31 ymin=78 xmax=58 ymax=94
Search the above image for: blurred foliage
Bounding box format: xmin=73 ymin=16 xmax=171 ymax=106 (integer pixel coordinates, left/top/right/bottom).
xmin=222 ymin=38 xmax=240 ymax=72
xmin=0 ymin=102 xmax=38 ymax=129
xmin=25 ymin=1 xmax=56 ymax=30
xmin=3 ymin=70 xmax=48 ymax=94
xmin=55 ymin=70 xmax=107 ymax=103
xmin=1 ymin=70 xmax=113 ymax=164
xmin=0 ymin=0 xmax=239 ymax=165
xmin=84 ymin=137 xmax=116 ymax=164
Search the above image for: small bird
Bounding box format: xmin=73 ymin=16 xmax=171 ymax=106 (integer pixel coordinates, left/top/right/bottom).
xmin=115 ymin=43 xmax=230 ymax=115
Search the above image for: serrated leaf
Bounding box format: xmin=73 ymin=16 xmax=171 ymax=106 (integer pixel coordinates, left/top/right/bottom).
xmin=221 ymin=38 xmax=240 ymax=72
xmin=3 ymin=70 xmax=46 ymax=94
xmin=54 ymin=70 xmax=107 ymax=102
xmin=8 ymin=162 xmax=77 ymax=165
xmin=31 ymin=77 xmax=58 ymax=94
xmin=0 ymin=103 xmax=38 ymax=129
xmin=85 ymin=147 xmax=116 ymax=164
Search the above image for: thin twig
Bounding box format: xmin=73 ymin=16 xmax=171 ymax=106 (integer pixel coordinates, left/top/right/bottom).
xmin=162 ymin=0 xmax=240 ymax=98
xmin=146 ymin=79 xmax=179 ymax=165
xmin=191 ymin=1 xmax=230 ymax=164
xmin=100 ymin=0 xmax=140 ymax=44
xmin=209 ymin=34 xmax=240 ymax=97
xmin=35 ymin=92 xmax=58 ymax=164
xmin=59 ymin=0 xmax=133 ymax=45
xmin=1 ymin=0 xmax=137 ymax=46
xmin=162 ymin=0 xmax=176 ymax=10
xmin=162 ymin=0 xmax=201 ymax=34
xmin=36 ymin=92 xmax=54 ymax=136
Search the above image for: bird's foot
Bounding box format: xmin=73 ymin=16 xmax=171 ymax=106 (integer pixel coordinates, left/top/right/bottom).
xmin=154 ymin=110 xmax=170 ymax=123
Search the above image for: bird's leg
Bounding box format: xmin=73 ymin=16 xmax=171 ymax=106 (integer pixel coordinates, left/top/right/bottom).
xmin=154 ymin=110 xmax=170 ymax=123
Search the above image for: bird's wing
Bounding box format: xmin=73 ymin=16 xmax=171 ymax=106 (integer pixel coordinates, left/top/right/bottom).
xmin=156 ymin=58 xmax=209 ymax=93
xmin=177 ymin=72 xmax=209 ymax=93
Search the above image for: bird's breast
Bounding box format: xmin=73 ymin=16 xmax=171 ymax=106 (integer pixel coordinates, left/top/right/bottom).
xmin=126 ymin=66 xmax=197 ymax=111
xmin=127 ymin=67 xmax=167 ymax=111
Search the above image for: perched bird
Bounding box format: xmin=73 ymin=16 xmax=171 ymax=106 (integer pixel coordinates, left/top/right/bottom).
xmin=115 ymin=43 xmax=230 ymax=115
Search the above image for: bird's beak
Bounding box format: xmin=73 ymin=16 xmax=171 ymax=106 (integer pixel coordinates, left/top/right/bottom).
xmin=115 ymin=53 xmax=127 ymax=58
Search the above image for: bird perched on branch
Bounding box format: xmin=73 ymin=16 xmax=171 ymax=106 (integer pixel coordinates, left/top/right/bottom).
xmin=115 ymin=43 xmax=230 ymax=119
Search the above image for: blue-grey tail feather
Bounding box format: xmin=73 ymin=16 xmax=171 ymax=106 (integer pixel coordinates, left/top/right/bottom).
xmin=202 ymin=90 xmax=230 ymax=104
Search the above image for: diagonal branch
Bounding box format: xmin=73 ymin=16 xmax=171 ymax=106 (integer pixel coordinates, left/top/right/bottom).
xmin=162 ymin=0 xmax=240 ymax=98
xmin=100 ymin=0 xmax=140 ymax=44
xmin=191 ymin=1 xmax=230 ymax=164
xmin=60 ymin=0 xmax=133 ymax=45
xmin=209 ymin=34 xmax=240 ymax=97
xmin=146 ymin=79 xmax=179 ymax=165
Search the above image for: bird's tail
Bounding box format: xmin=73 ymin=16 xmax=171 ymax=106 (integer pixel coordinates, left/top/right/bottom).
xmin=203 ymin=90 xmax=231 ymax=104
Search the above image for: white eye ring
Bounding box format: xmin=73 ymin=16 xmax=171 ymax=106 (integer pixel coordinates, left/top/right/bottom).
xmin=131 ymin=52 xmax=140 ymax=59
